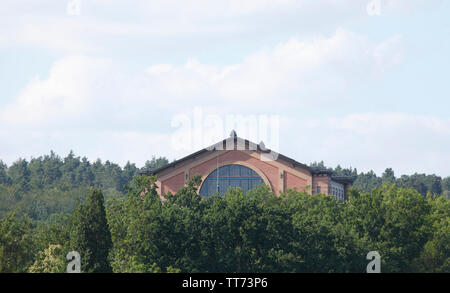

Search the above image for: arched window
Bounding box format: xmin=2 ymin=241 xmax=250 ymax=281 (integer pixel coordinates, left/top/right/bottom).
xmin=199 ymin=164 xmax=265 ymax=196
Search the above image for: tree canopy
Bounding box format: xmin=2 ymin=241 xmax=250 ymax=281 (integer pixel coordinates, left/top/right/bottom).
xmin=0 ymin=153 xmax=448 ymax=273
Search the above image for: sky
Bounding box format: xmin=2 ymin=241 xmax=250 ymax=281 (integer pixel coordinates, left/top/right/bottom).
xmin=0 ymin=0 xmax=449 ymax=177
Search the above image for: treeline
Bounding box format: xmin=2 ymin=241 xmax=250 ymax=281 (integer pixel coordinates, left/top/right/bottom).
xmin=1 ymin=152 xmax=449 ymax=223
xmin=1 ymin=175 xmax=448 ymax=273
xmin=311 ymin=161 xmax=450 ymax=198
xmin=0 ymin=152 xmax=449 ymax=223
xmin=0 ymin=152 xmax=449 ymax=273
xmin=0 ymin=151 xmax=169 ymax=220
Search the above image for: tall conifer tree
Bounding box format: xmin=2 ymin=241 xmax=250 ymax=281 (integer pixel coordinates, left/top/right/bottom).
xmin=71 ymin=189 xmax=112 ymax=272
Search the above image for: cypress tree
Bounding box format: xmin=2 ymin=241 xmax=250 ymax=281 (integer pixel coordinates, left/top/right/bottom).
xmin=71 ymin=189 xmax=112 ymax=273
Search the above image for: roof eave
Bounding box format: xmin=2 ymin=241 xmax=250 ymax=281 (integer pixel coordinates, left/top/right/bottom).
xmin=139 ymin=135 xmax=314 ymax=176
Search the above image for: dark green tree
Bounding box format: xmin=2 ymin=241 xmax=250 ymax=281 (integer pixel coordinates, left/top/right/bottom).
xmin=397 ymin=173 xmax=442 ymax=197
xmin=41 ymin=151 xmax=63 ymax=185
xmin=414 ymin=196 xmax=450 ymax=272
xmin=443 ymin=177 xmax=450 ymax=198
xmin=120 ymin=161 xmax=138 ymax=192
xmin=142 ymin=156 xmax=169 ymax=171
xmin=346 ymin=184 xmax=432 ymax=272
xmin=382 ymin=168 xmax=395 ymax=184
xmin=70 ymin=189 xmax=113 ymax=273
xmin=28 ymin=157 xmax=45 ymax=189
xmin=0 ymin=213 xmax=34 ymax=272
xmin=353 ymin=170 xmax=382 ymax=193
xmin=107 ymin=174 xmax=162 ymax=272
xmin=75 ymin=157 xmax=95 ymax=186
xmin=0 ymin=160 xmax=10 ymax=185
xmin=61 ymin=151 xmax=81 ymax=186
xmin=8 ymin=158 xmax=30 ymax=193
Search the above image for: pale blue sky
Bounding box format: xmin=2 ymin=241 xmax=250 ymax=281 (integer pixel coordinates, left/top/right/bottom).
xmin=0 ymin=0 xmax=449 ymax=177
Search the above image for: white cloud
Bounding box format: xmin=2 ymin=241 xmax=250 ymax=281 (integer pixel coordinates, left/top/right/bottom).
xmin=0 ymin=0 xmax=432 ymax=52
xmin=16 ymin=20 xmax=96 ymax=52
xmin=279 ymin=113 xmax=450 ymax=176
xmin=5 ymin=28 xmax=447 ymax=176
xmin=146 ymin=64 xmax=174 ymax=76
xmin=373 ymin=34 xmax=404 ymax=74
xmin=3 ymin=111 xmax=449 ymax=176
xmin=2 ymin=28 xmax=404 ymax=126
xmin=0 ymin=0 xmax=448 ymax=177
xmin=1 ymin=56 xmax=112 ymax=126
xmin=383 ymin=0 xmax=435 ymax=15
xmin=1 ymin=0 xmax=292 ymax=51
xmin=142 ymin=29 xmax=404 ymax=110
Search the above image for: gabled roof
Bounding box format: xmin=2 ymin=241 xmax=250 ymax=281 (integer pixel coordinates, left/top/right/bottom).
xmin=140 ymin=131 xmax=309 ymax=176
xmin=331 ymin=175 xmax=358 ymax=185
xmin=140 ymin=131 xmax=355 ymax=184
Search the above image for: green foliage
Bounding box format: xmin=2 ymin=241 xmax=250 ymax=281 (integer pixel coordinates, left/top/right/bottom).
xmin=70 ymin=189 xmax=112 ymax=273
xmin=440 ymin=177 xmax=450 ymax=198
xmin=397 ymin=173 xmax=442 ymax=196
xmin=32 ymin=213 xmax=71 ymax=254
xmin=345 ymin=184 xmax=433 ymax=272
xmin=413 ymin=196 xmax=450 ymax=272
xmin=107 ymin=174 xmax=164 ymax=273
xmin=333 ymin=165 xmax=358 ymax=176
xmin=382 ymin=168 xmax=395 ymax=184
xmin=0 ymin=153 xmax=448 ymax=273
xmin=0 ymin=151 xmax=158 ymax=219
xmin=0 ymin=213 xmax=34 ymax=272
xmin=8 ymin=159 xmax=30 ymax=193
xmin=284 ymin=189 xmax=366 ymax=272
xmin=142 ymin=156 xmax=170 ymax=171
xmin=353 ymin=170 xmax=382 ymax=193
xmin=28 ymin=244 xmax=66 ymax=273
xmin=310 ymin=162 xmax=446 ymax=197
xmin=0 ymin=161 xmax=9 ymax=185
xmin=105 ymin=175 xmax=448 ymax=273
xmin=322 ymin=163 xmax=445 ymax=197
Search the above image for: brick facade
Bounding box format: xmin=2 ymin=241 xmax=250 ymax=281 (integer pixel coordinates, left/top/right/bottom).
xmin=144 ymin=135 xmax=354 ymax=200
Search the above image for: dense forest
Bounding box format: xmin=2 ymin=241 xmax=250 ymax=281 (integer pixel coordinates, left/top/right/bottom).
xmin=310 ymin=161 xmax=449 ymax=198
xmin=0 ymin=152 xmax=449 ymax=273
xmin=0 ymin=152 xmax=169 ymax=220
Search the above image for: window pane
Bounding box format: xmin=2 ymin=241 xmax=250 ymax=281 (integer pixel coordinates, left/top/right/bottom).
xmin=230 ymin=165 xmax=240 ymax=176
xmin=218 ymin=179 xmax=229 ymax=196
xmin=219 ymin=165 xmax=229 ymax=177
xmin=208 ymin=180 xmax=217 ymax=195
xmin=199 ymin=164 xmax=265 ymax=196
xmin=230 ymin=179 xmax=240 ymax=188
xmin=240 ymin=180 xmax=249 ymax=193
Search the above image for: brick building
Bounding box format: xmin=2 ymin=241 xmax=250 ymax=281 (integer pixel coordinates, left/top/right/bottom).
xmin=142 ymin=131 xmax=356 ymax=200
